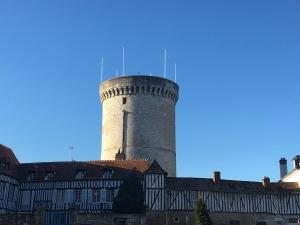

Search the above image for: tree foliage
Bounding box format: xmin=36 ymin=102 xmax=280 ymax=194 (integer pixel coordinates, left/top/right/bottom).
xmin=195 ymin=198 xmax=213 ymax=225
xmin=112 ymin=171 xmax=146 ymax=214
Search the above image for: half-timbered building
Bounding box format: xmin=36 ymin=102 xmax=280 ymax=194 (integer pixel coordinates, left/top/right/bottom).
xmin=1 ymin=144 xmax=300 ymax=225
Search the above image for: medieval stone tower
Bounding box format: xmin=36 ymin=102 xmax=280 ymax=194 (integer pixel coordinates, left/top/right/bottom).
xmin=99 ymin=75 xmax=179 ymax=176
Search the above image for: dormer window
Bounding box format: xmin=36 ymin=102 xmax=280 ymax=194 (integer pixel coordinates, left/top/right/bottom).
xmin=102 ymin=168 xmax=113 ymax=179
xmin=0 ymin=159 xmax=10 ymax=171
xmin=75 ymin=170 xmax=85 ymax=179
xmin=27 ymin=171 xmax=37 ymax=181
xmin=44 ymin=171 xmax=55 ymax=181
xmin=0 ymin=162 xmax=5 ymax=168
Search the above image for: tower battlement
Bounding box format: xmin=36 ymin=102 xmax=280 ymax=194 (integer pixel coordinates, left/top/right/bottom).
xmin=100 ymin=75 xmax=179 ymax=103
xmin=100 ymin=75 xmax=179 ymax=176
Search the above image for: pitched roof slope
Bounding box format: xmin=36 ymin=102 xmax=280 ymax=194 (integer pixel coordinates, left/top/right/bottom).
xmin=166 ymin=177 xmax=300 ymax=194
xmin=0 ymin=144 xmax=19 ymax=177
xmin=0 ymin=144 xmax=19 ymax=164
xmin=87 ymin=160 xmax=149 ymax=173
xmin=17 ymin=160 xmax=149 ymax=181
xmin=145 ymin=160 xmax=167 ymax=174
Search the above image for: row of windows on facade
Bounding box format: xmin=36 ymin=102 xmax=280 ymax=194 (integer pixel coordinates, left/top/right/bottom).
xmin=26 ymin=169 xmax=114 ymax=181
xmin=171 ymin=219 xmax=298 ymax=225
xmin=0 ymin=182 xmax=15 ymax=201
xmin=228 ymin=221 xmax=300 ymax=225
xmin=58 ymin=188 xmax=115 ymax=203
xmin=171 ymin=219 xmax=281 ymax=225
xmin=42 ymin=213 xmax=299 ymax=225
xmin=20 ymin=188 xmax=116 ymax=204
xmin=44 ymin=211 xmax=69 ymax=225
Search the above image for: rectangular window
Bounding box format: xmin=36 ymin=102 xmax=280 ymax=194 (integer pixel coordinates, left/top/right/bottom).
xmin=21 ymin=191 xmax=31 ymax=206
xmin=122 ymin=97 xmax=127 ymax=104
xmin=100 ymin=189 xmax=106 ymax=202
xmin=256 ymin=222 xmax=266 ymax=225
xmin=92 ymin=189 xmax=100 ymax=202
xmin=106 ymin=189 xmax=114 ymax=202
xmin=0 ymin=182 xmax=5 ymax=199
xmin=7 ymin=185 xmax=14 ymax=201
xmin=44 ymin=211 xmax=69 ymax=225
xmin=74 ymin=189 xmax=81 ymax=202
xmin=190 ymin=191 xmax=198 ymax=201
xmin=288 ymin=218 xmax=299 ymax=223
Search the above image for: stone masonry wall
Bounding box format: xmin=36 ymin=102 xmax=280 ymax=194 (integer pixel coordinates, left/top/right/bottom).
xmin=100 ymin=76 xmax=179 ymax=177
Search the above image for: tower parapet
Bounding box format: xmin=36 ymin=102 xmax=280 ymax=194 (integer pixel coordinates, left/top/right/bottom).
xmin=100 ymin=75 xmax=179 ymax=176
xmin=100 ymin=77 xmax=178 ymax=103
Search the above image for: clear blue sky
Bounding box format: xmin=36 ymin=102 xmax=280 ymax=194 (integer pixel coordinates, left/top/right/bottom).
xmin=0 ymin=1 xmax=299 ymax=181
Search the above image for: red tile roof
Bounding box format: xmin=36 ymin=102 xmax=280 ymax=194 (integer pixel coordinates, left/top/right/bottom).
xmin=17 ymin=160 xmax=149 ymax=181
xmin=87 ymin=160 xmax=149 ymax=173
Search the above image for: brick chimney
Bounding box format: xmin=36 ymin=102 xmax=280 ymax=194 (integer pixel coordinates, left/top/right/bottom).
xmin=293 ymin=155 xmax=300 ymax=169
xmin=213 ymin=171 xmax=221 ymax=183
xmin=279 ymin=158 xmax=287 ymax=179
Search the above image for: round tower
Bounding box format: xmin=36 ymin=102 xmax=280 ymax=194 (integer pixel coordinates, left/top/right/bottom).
xmin=100 ymin=75 xmax=179 ymax=176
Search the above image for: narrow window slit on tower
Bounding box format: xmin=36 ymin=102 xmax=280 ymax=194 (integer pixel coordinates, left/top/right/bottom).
xmin=123 ymin=97 xmax=127 ymax=104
